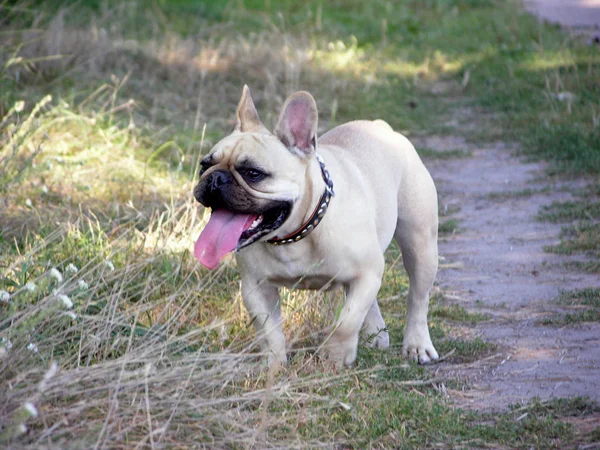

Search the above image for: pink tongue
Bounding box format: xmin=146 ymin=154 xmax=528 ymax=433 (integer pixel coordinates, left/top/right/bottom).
xmin=195 ymin=210 xmax=257 ymax=269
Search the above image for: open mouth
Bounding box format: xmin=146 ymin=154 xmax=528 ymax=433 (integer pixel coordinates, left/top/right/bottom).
xmin=194 ymin=202 xmax=291 ymax=270
xmin=238 ymin=202 xmax=291 ymax=249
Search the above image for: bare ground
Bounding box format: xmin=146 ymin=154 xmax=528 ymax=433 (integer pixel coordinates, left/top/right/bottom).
xmin=416 ymin=136 xmax=600 ymax=411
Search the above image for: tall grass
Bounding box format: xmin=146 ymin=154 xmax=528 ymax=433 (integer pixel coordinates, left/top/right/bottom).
xmin=0 ymin=4 xmax=352 ymax=446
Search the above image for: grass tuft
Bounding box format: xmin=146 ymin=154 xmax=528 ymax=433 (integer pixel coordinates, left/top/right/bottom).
xmin=439 ymin=218 xmax=459 ymax=234
xmin=544 ymin=222 xmax=600 ymax=256
xmin=524 ymin=125 xmax=600 ymax=175
xmin=416 ymin=147 xmax=472 ymax=159
xmin=537 ymin=200 xmax=600 ymax=223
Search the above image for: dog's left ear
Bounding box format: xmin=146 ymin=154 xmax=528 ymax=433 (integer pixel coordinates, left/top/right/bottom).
xmin=274 ymin=91 xmax=318 ymax=156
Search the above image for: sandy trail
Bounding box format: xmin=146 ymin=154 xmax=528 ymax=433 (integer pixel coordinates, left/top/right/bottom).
xmin=525 ymin=0 xmax=600 ymax=28
xmin=418 ymin=1 xmax=600 ymax=410
xmin=416 ymin=136 xmax=600 ymax=410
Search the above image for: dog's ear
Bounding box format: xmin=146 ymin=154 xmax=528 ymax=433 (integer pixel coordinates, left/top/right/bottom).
xmin=274 ymin=91 xmax=318 ymax=156
xmin=234 ymin=85 xmax=268 ymax=133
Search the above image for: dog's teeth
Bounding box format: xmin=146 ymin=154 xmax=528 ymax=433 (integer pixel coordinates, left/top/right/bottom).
xmin=249 ymin=216 xmax=262 ymax=230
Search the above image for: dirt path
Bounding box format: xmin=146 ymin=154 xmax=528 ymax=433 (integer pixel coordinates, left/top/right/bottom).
xmin=525 ymin=0 xmax=600 ymax=28
xmin=416 ymin=137 xmax=600 ymax=410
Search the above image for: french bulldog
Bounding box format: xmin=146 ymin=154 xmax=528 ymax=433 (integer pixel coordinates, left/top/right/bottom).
xmin=193 ymin=86 xmax=439 ymax=367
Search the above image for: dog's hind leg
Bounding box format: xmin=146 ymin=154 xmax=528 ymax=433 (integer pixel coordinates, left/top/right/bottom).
xmin=328 ymin=261 xmax=384 ymax=367
xmin=394 ymin=216 xmax=439 ymax=364
xmin=361 ymin=300 xmax=390 ymax=349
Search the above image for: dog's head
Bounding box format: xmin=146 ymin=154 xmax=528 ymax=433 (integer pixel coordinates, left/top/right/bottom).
xmin=193 ymin=85 xmax=319 ymax=268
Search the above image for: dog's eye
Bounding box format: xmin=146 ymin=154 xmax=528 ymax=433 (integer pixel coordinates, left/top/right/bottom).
xmin=199 ymin=159 xmax=212 ymax=175
xmin=240 ymin=168 xmax=266 ymax=182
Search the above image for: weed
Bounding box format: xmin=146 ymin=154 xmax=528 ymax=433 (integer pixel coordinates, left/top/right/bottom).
xmin=439 ymin=218 xmax=459 ymax=234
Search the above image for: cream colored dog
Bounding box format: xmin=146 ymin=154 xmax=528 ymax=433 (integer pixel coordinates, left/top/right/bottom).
xmin=193 ymin=86 xmax=439 ymax=366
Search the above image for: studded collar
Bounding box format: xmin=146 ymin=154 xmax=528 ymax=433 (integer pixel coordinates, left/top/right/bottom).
xmin=267 ymin=153 xmax=334 ymax=246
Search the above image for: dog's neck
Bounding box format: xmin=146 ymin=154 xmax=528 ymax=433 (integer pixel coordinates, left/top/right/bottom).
xmin=268 ymin=153 xmax=333 ymax=245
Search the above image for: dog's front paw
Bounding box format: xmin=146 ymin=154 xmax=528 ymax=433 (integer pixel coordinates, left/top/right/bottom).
xmin=402 ymin=323 xmax=438 ymax=364
xmin=266 ymin=352 xmax=287 ymax=369
xmin=326 ymin=334 xmax=359 ymax=367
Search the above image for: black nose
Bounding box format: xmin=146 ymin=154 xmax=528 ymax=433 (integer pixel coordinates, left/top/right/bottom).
xmin=208 ymin=169 xmax=232 ymax=192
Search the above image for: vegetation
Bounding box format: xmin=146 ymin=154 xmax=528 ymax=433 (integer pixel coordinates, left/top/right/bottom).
xmin=539 ymin=288 xmax=600 ymax=326
xmin=1 ymin=0 xmax=599 ymax=447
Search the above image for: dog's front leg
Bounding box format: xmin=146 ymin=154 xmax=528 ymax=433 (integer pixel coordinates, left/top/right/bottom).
xmin=241 ymin=278 xmax=287 ymax=365
xmin=327 ymin=270 xmax=383 ymax=367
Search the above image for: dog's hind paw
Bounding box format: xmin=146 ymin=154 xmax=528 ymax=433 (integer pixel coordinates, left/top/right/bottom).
xmin=363 ymin=328 xmax=390 ymax=349
xmin=402 ymin=344 xmax=439 ymax=364
xmin=402 ymin=325 xmax=439 ymax=364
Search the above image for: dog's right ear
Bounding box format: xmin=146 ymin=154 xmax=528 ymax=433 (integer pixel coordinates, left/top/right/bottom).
xmin=234 ymin=85 xmax=268 ymax=133
xmin=274 ymin=91 xmax=318 ymax=157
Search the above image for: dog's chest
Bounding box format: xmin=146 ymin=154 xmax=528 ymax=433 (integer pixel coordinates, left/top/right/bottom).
xmin=256 ymin=245 xmax=344 ymax=290
xmin=267 ymin=273 xmax=341 ymax=291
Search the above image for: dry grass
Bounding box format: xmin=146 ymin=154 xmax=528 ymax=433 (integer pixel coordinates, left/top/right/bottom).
xmin=1 ymin=3 xmax=364 ymax=135
xmin=0 ymin=4 xmax=358 ymax=447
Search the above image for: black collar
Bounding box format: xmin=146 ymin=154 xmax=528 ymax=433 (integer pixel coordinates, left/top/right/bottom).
xmin=268 ymin=153 xmax=334 ymax=246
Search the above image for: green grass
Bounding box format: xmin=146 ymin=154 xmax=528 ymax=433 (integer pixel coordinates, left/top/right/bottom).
xmin=557 ymin=288 xmax=600 ymax=308
xmin=524 ymin=124 xmax=600 ymax=175
xmin=544 ymin=222 xmax=600 ymax=256
xmin=431 ymin=303 xmax=490 ymax=324
xmin=539 ymin=310 xmax=600 ymax=326
xmin=539 ymin=288 xmax=600 ymax=326
xmin=2 ymin=0 xmax=600 ymax=447
xmin=416 ymin=147 xmax=472 ymax=159
xmin=563 ymin=260 xmax=600 ymax=274
xmin=487 ymin=186 xmax=553 ymax=201
xmin=536 ymin=187 xmax=600 ymax=270
xmin=439 ymin=218 xmax=459 ymax=234
xmin=538 ymin=200 xmax=600 ymax=223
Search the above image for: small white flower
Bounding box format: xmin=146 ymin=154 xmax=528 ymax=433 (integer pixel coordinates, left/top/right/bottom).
xmin=65 ymin=263 xmax=78 ymax=274
xmin=77 ymin=279 xmax=89 ymax=290
xmin=48 ymin=268 xmax=63 ymax=283
xmin=25 ymin=198 xmax=32 ymax=208
xmin=0 ymin=290 xmax=10 ymax=302
xmin=14 ymin=101 xmax=25 ymax=112
xmin=23 ymin=402 xmax=38 ymax=417
xmin=56 ymin=294 xmax=73 ymax=309
xmin=27 ymin=343 xmax=39 ymax=353
xmin=1 ymin=337 xmax=13 ymax=350
xmin=42 ymin=185 xmax=49 ymax=194
xmin=64 ymin=311 xmax=77 ymax=320
xmin=104 ymin=260 xmax=115 ymax=271
xmin=17 ymin=424 xmax=27 ymax=435
xmin=39 ymin=361 xmax=58 ymax=393
xmin=25 ymin=282 xmax=36 ymax=293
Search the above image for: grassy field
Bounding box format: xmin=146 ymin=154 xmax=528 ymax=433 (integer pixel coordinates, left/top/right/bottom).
xmin=1 ymin=0 xmax=600 ymax=448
